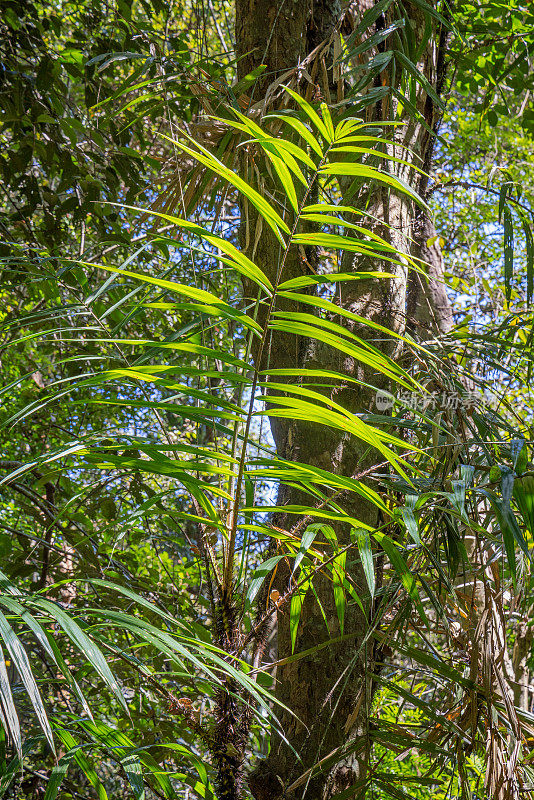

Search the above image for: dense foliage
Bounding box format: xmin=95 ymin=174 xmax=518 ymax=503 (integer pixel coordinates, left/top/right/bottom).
xmin=1 ymin=1 xmax=534 ymax=799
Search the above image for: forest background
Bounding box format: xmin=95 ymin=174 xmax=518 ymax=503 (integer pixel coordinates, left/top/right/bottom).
xmin=1 ymin=1 xmax=534 ymax=799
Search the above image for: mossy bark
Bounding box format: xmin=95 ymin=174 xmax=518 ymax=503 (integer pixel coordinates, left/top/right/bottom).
xmin=234 ymin=2 xmax=452 ymax=797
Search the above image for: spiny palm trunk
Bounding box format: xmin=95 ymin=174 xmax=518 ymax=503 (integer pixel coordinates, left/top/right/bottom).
xmin=235 ymin=1 xmax=452 ymax=797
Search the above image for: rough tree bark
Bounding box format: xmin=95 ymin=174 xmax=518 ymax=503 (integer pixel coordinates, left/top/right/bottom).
xmin=234 ymin=2 xmax=453 ymax=797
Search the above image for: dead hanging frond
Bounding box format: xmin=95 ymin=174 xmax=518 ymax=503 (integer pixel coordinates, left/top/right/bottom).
xmin=477 ymin=583 xmax=530 ymax=800
xmin=151 ymin=22 xmax=355 ymax=222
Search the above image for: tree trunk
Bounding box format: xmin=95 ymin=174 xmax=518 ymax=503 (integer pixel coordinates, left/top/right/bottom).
xmin=408 ymin=214 xmax=454 ymax=337
xmin=235 ymin=2 xmax=452 ymax=797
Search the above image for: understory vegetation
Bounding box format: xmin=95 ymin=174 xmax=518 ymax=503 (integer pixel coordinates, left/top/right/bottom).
xmin=1 ymin=1 xmax=534 ymax=799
